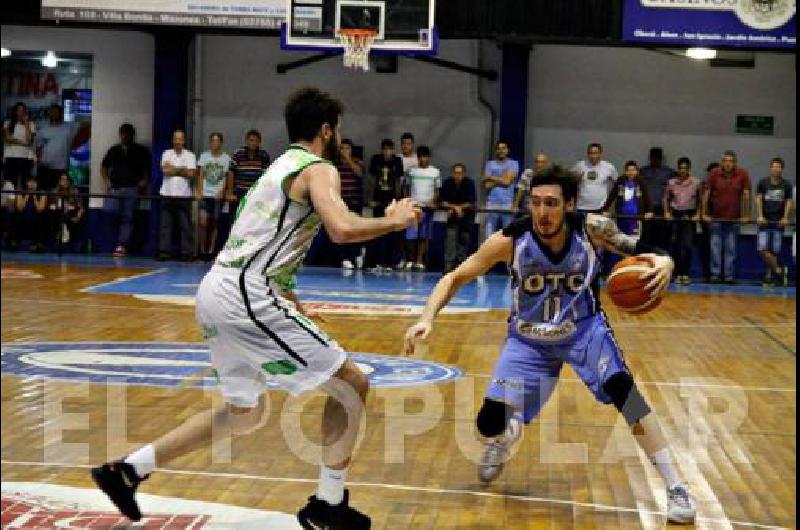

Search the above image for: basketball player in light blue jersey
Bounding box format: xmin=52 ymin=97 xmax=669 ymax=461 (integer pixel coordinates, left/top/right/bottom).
xmin=405 ymin=166 xmax=696 ymax=524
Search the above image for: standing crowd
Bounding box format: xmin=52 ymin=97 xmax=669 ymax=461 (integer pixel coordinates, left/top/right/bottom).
xmin=2 ymin=101 xmax=795 ymax=285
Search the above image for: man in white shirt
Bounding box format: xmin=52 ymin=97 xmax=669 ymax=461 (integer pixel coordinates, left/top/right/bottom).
xmin=402 ymin=145 xmax=440 ymax=271
xmin=158 ymin=129 xmax=197 ymax=260
xmin=573 ymin=142 xmax=618 ymax=213
xmin=399 ymin=132 xmax=417 ymax=174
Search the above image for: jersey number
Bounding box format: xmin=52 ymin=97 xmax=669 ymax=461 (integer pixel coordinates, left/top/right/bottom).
xmin=543 ymin=296 xmax=561 ymax=321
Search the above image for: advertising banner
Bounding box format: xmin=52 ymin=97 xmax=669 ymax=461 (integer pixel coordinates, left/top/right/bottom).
xmin=41 ymin=0 xmax=286 ymax=29
xmin=623 ymin=0 xmax=796 ymax=49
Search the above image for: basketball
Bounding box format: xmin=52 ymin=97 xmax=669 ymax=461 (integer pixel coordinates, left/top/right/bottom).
xmin=606 ymin=256 xmax=664 ymax=314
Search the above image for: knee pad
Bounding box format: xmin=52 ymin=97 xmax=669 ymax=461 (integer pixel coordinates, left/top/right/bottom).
xmin=602 ymin=372 xmax=651 ymax=426
xmin=476 ymin=398 xmax=514 ymax=438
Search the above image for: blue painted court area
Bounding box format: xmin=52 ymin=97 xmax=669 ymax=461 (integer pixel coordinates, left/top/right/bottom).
xmin=0 ymin=342 xmax=462 ymax=389
xmin=2 ymin=253 xmax=796 ymax=309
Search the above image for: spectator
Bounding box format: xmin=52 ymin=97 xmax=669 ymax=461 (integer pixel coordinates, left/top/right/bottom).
xmin=402 ymin=145 xmax=441 ymax=271
xmin=36 ymin=104 xmax=74 ymax=191
xmin=158 ymin=129 xmax=196 ymax=261
xmin=399 ymin=132 xmax=417 ymax=174
xmin=367 ymin=139 xmax=404 ymax=271
xmin=336 ymin=138 xmax=365 ymax=269
xmin=49 ymin=173 xmax=85 ymax=250
xmin=640 ymin=147 xmax=676 ymax=250
xmin=3 ymin=102 xmax=36 ymax=189
xmin=573 ymin=142 xmax=617 ymax=213
xmin=755 ymin=157 xmax=793 ymax=286
xmin=196 ymin=132 xmax=231 ymax=261
xmin=664 ymin=157 xmax=701 ymax=285
xmin=702 ymin=150 xmax=751 ymax=284
xmin=514 ymin=152 xmax=549 ymax=212
xmin=228 ymin=129 xmax=270 ymax=202
xmin=698 ymin=162 xmax=719 ymax=281
xmin=603 ymin=161 xmax=652 ymax=236
xmin=14 ymin=174 xmax=48 ymax=252
xmin=482 ymin=140 xmax=520 ymax=238
xmin=2 ymin=179 xmax=16 ymax=249
xmin=440 ymin=162 xmax=476 ymax=272
xmin=101 ymin=123 xmax=151 ymax=258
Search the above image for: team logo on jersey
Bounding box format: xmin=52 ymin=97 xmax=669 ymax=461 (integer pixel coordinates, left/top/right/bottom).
xmin=0 ymin=342 xmax=462 ymax=389
xmin=1 ymin=482 xmax=300 ymax=529
xmin=521 ymin=272 xmax=585 ymax=295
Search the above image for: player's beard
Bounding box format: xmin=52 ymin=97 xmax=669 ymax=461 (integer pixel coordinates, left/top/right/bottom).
xmin=536 ymin=217 xmax=566 ymax=240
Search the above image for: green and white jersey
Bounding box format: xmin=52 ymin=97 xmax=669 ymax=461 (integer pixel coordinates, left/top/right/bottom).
xmin=215 ymin=145 xmax=325 ymax=288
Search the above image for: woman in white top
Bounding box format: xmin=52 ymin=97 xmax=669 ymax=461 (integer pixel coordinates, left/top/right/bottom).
xmin=196 ymin=132 xmax=231 ymax=261
xmin=3 ymin=102 xmax=36 ymax=189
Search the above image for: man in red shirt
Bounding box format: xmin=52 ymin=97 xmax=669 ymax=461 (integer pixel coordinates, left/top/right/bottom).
xmin=701 ymin=150 xmax=751 ymax=283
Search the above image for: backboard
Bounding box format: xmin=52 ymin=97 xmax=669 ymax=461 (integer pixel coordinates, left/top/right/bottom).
xmin=282 ymin=0 xmax=437 ymax=55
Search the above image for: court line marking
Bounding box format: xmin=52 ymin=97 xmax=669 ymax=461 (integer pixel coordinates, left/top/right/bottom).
xmin=0 ymin=460 xmax=787 ymax=529
xmin=78 ymin=268 xmax=169 ymax=293
xmin=742 ymin=316 xmax=796 ymax=356
xmin=1 ymin=297 xmax=796 ymax=329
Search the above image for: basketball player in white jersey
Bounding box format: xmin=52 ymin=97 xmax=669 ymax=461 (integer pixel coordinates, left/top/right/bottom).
xmin=92 ymin=88 xmax=420 ymax=530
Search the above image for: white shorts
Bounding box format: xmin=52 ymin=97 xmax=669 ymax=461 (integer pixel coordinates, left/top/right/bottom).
xmin=196 ymin=267 xmax=347 ymax=408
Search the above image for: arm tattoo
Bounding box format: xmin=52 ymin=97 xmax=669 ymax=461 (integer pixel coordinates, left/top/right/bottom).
xmin=585 ymin=214 xmax=638 ymax=256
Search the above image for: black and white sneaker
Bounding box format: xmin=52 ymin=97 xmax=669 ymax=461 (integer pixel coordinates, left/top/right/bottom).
xmin=297 ymin=489 xmax=371 ymax=530
xmin=91 ymin=461 xmax=146 ymax=521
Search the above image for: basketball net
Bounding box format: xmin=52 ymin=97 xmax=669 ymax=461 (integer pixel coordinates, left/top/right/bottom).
xmin=337 ymin=29 xmax=377 ymax=71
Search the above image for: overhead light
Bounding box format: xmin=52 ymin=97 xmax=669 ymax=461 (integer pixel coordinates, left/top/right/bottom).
xmin=41 ymin=51 xmax=58 ymax=68
xmin=686 ymin=47 xmax=716 ymax=60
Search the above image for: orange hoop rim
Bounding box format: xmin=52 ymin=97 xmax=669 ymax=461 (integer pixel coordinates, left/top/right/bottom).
xmin=337 ymin=28 xmax=378 ymax=37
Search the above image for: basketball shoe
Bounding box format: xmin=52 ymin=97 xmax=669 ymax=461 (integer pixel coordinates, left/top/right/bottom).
xmin=91 ymin=461 xmax=146 ymax=521
xmin=478 ymin=417 xmax=521 ymax=483
xmin=666 ymin=482 xmax=696 ymax=523
xmin=297 ymin=489 xmax=371 ymax=529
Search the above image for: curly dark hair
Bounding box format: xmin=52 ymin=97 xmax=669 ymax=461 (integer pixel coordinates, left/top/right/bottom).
xmin=284 ymin=87 xmax=344 ymax=143
xmin=528 ymin=165 xmax=579 ymax=203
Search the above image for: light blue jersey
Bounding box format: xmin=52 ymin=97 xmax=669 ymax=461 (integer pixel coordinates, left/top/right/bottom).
xmin=504 ymin=214 xmax=603 ymax=345
xmin=488 ymin=213 xmax=629 ymax=423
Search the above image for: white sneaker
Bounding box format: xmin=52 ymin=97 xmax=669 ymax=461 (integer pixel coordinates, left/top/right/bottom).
xmin=666 ymin=483 xmax=696 ymax=524
xmin=478 ymin=419 xmax=521 ymax=483
xmin=414 ymin=262 xmax=426 ymax=272
xmin=342 ymin=259 xmax=354 ymax=270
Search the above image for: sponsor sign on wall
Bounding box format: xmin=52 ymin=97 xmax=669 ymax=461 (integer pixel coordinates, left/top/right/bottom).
xmin=41 ymin=0 xmax=286 ymax=29
xmin=623 ymin=0 xmax=796 ymax=48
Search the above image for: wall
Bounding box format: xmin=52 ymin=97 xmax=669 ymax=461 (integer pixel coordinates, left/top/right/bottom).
xmin=1 ymin=25 xmax=155 ymax=193
xmin=527 ymin=45 xmax=796 ymax=183
xmin=196 ymin=35 xmax=492 ymax=184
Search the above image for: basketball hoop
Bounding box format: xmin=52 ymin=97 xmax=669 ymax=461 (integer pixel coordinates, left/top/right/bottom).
xmin=337 ymin=28 xmax=378 ymax=71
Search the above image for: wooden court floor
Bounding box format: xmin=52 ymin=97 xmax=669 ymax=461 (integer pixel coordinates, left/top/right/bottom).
xmin=1 ymin=262 xmax=796 ymax=529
